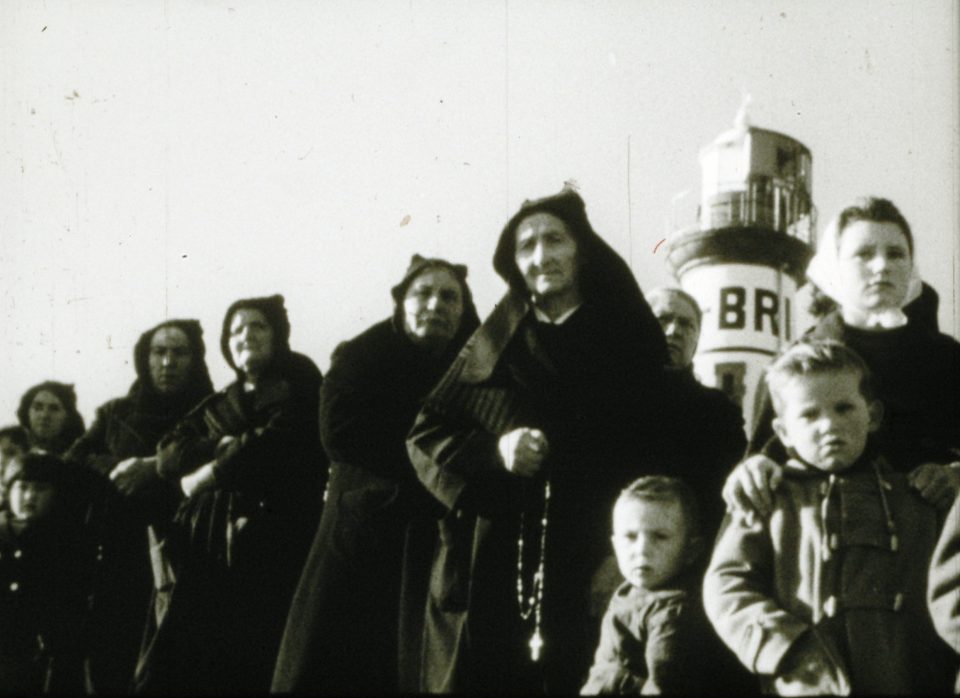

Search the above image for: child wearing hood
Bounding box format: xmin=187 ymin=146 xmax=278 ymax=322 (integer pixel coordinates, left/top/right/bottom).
xmin=0 ymin=452 xmax=92 ymax=692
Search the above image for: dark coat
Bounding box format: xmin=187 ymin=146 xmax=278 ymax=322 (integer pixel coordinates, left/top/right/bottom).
xmin=748 ymin=311 xmax=960 ymax=471
xmin=0 ymin=510 xmax=91 ymax=693
xmin=271 ymin=310 xmax=478 ymax=693
xmin=64 ymin=319 xmax=213 ymax=693
xmin=133 ymin=349 xmax=325 ymax=695
xmin=406 ymin=188 xmax=674 ymax=693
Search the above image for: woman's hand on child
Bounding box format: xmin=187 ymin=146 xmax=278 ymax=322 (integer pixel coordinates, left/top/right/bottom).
xmin=498 ymin=427 xmax=549 ymax=477
xmin=722 ymin=454 xmax=784 ymax=525
xmin=908 ymin=463 xmax=960 ymax=510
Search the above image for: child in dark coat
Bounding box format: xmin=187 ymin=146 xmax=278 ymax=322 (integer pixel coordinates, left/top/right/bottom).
xmin=581 ymin=476 xmax=743 ymax=694
xmin=0 ymin=453 xmax=91 ymax=693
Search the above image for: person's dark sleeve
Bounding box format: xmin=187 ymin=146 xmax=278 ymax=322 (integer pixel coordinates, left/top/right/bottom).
xmin=155 ymin=396 xmax=218 ymax=481
xmin=319 ymin=347 xmax=408 ymax=479
xmin=407 ymin=404 xmax=510 ymax=513
xmin=211 ymin=378 xmax=323 ymax=499
xmin=64 ymin=402 xmax=121 ymax=477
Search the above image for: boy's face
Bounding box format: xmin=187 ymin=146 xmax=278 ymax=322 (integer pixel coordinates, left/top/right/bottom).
xmin=772 ymin=370 xmax=881 ymax=472
xmin=611 ymin=498 xmax=694 ymax=591
xmin=8 ymin=480 xmax=56 ymax=522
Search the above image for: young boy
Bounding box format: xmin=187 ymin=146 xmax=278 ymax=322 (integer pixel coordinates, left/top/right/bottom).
xmin=704 ymin=339 xmax=956 ymax=694
xmin=582 ymin=475 xmax=739 ymax=694
xmin=0 ymin=452 xmax=91 ymax=692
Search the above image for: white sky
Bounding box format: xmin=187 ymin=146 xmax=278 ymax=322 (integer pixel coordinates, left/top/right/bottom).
xmin=2 ymin=0 xmax=958 ymax=424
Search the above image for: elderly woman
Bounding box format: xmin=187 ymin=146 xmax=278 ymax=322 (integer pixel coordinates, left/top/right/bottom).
xmin=134 ymin=295 xmax=326 ymax=694
xmin=271 ymin=255 xmax=480 ymax=693
xmin=65 ymin=319 xmax=214 ymax=693
xmin=726 ymin=197 xmax=960 ymax=518
xmin=406 ymin=187 xmax=675 ymax=693
xmin=17 ymin=381 xmax=85 ymax=456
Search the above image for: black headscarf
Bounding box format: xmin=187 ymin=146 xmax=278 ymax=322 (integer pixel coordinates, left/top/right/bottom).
xmin=130 ymin=319 xmax=214 ymax=410
xmin=389 ymin=254 xmax=481 ymax=353
xmin=220 ymin=294 xmax=293 ymax=377
xmin=16 ymin=381 xmax=86 ymax=455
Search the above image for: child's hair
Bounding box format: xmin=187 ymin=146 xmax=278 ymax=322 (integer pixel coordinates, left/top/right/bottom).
xmin=5 ymin=451 xmax=71 ymax=489
xmin=765 ymin=339 xmax=876 ymax=413
xmin=0 ymin=424 xmax=30 ymax=452
xmin=615 ymin=475 xmax=701 ymax=540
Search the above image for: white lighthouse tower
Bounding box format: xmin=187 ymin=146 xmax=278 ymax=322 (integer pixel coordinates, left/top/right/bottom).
xmin=665 ymin=119 xmax=815 ymax=432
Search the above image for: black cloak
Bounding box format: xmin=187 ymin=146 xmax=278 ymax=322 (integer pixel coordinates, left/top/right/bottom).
xmin=271 ymin=256 xmax=480 ymax=693
xmin=406 ymin=187 xmax=675 ymax=693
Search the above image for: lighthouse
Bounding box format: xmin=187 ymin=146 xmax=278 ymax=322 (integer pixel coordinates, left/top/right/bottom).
xmin=665 ymin=120 xmax=815 ymax=432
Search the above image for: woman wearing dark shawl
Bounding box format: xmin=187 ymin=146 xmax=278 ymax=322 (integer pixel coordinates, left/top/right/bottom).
xmin=17 ymin=381 xmax=85 ymax=456
xmin=133 ymin=295 xmax=326 ymax=694
xmin=65 ymin=319 xmax=213 ymax=692
xmin=406 ymin=186 xmax=674 ymax=693
xmin=271 ymin=255 xmax=480 ymax=693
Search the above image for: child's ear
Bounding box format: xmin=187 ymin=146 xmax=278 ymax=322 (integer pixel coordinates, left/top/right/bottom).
xmin=772 ymin=417 xmax=792 ymax=448
xmin=867 ymin=399 xmax=883 ymax=433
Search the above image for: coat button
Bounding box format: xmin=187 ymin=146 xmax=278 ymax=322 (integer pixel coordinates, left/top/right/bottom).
xmin=13 ymin=549 xmax=22 ymax=559
xmin=9 ymin=582 xmax=19 ymax=592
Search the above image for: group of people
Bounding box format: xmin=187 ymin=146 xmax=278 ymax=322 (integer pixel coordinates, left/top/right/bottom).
xmin=1 ymin=185 xmax=959 ymax=694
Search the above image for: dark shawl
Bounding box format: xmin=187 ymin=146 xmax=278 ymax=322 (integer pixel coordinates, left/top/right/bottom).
xmin=748 ymin=310 xmax=960 ymax=471
xmin=272 ymin=259 xmax=480 ymax=693
xmin=407 ymin=187 xmax=672 ymax=693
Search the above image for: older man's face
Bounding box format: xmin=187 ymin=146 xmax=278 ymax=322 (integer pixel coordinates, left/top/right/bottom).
xmin=514 ymin=213 xmax=580 ymax=301
xmin=650 ymin=292 xmax=700 ymax=369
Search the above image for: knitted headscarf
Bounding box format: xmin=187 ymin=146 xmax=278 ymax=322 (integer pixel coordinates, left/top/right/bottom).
xmin=220 ymin=294 xmax=292 ymax=376
xmin=390 ymin=254 xmax=481 ymax=350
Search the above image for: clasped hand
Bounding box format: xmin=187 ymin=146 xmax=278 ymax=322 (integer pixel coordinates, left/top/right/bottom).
xmin=498 ymin=427 xmax=549 ymax=477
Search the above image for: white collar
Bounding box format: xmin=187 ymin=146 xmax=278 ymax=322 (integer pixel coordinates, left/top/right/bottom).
xmin=841 ymin=306 xmax=909 ymax=330
xmin=533 ymin=303 xmax=582 ymax=325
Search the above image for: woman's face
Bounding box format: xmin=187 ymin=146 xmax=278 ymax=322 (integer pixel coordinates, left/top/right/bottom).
xmin=836 ymin=220 xmax=912 ymax=313
xmin=28 ymin=390 xmax=67 ymax=444
xmin=228 ymin=308 xmax=275 ymax=376
xmin=402 ymin=268 xmax=465 ymax=352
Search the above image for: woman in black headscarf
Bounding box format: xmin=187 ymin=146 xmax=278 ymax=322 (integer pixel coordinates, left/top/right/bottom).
xmin=65 ymin=319 xmax=213 ymax=693
xmin=134 ymin=295 xmax=326 ymax=694
xmin=406 ymin=186 xmax=674 ymax=693
xmin=17 ymin=381 xmax=85 ymax=456
xmin=271 ymin=255 xmax=479 ymax=693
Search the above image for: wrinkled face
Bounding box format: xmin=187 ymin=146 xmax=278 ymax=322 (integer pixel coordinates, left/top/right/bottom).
xmin=514 ymin=213 xmax=580 ymax=301
xmin=611 ymin=498 xmax=693 ymax=591
xmin=0 ymin=436 xmax=25 ymax=472
xmin=228 ymin=308 xmax=275 ymax=376
xmin=772 ymin=371 xmax=880 ymax=472
xmin=28 ymin=390 xmax=68 ymax=444
xmin=402 ymin=268 xmax=465 ymax=352
xmin=149 ymin=327 xmax=194 ymax=395
xmin=836 ymin=220 xmax=912 ymax=313
xmin=8 ymin=480 xmax=56 ymax=522
xmin=650 ymin=292 xmax=700 ymax=369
